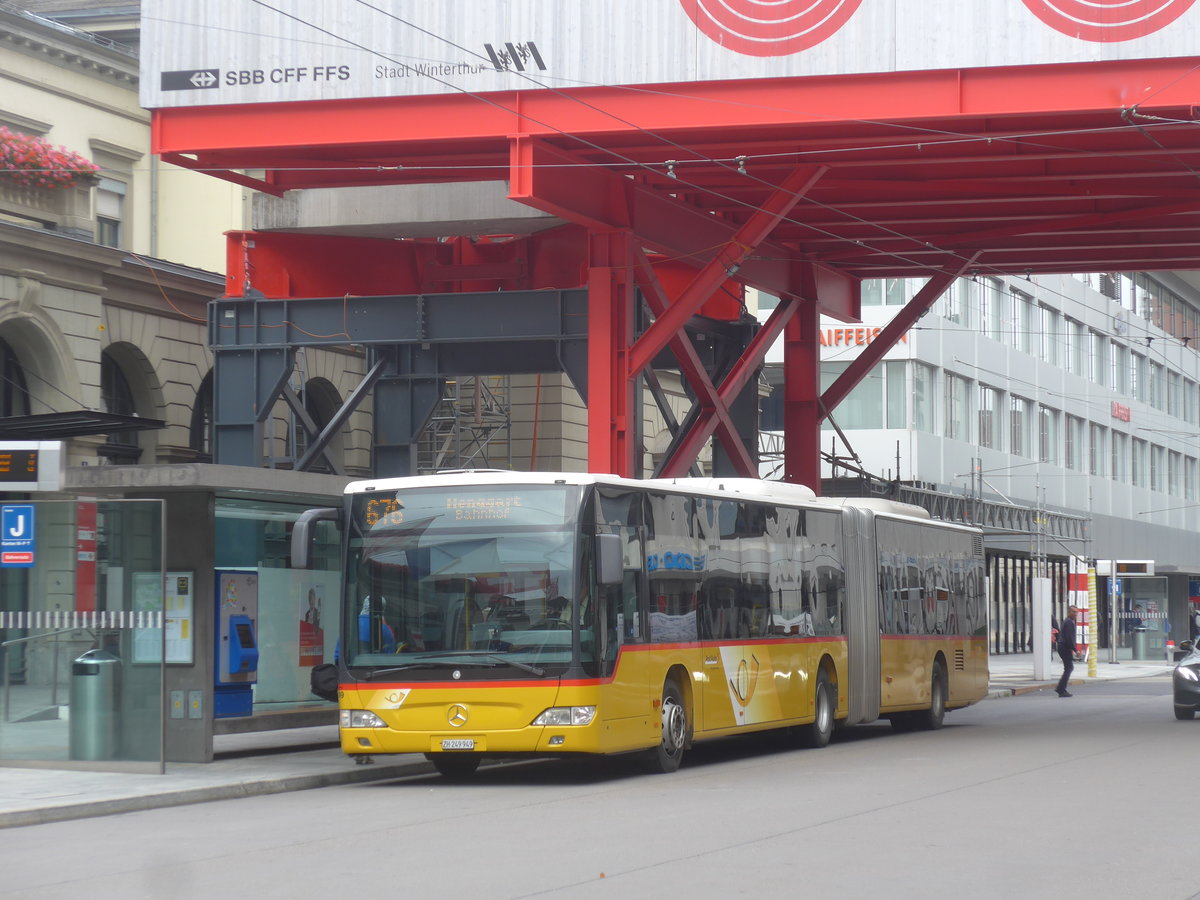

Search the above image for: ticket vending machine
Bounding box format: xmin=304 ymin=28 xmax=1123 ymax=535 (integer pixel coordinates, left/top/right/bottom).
xmin=215 ymin=570 xmax=259 ymax=717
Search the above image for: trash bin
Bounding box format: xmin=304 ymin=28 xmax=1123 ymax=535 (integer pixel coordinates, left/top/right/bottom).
xmin=69 ymin=649 xmax=120 ymax=761
xmin=1132 ymin=627 xmax=1148 ymax=661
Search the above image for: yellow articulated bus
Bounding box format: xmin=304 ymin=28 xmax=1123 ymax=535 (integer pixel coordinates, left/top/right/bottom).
xmin=293 ymin=471 xmax=988 ymax=778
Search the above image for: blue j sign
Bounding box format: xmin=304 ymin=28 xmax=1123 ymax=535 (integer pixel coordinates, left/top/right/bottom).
xmin=1 ymin=504 xmax=35 ymax=568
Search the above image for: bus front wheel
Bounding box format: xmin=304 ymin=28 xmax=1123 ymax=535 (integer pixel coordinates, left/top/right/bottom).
xmin=800 ymin=668 xmax=834 ymax=748
xmin=426 ymin=752 xmax=481 ymax=779
xmin=647 ymin=679 xmax=688 ymax=774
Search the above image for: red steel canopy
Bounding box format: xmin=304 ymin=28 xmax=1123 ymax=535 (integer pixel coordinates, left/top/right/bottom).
xmin=152 ymin=58 xmax=1200 ymax=485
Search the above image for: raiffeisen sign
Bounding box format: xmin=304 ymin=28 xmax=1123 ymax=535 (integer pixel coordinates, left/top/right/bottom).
xmin=139 ymin=0 xmax=1200 ymax=109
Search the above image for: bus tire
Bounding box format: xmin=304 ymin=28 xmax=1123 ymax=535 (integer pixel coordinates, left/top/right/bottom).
xmin=426 ymin=752 xmax=481 ymax=779
xmin=914 ymin=660 xmax=946 ymax=730
xmin=800 ymin=668 xmax=834 ymax=749
xmin=647 ymin=679 xmax=688 ymax=774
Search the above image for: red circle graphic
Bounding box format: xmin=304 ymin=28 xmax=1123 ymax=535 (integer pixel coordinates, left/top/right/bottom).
xmin=680 ymin=0 xmax=865 ymax=57
xmin=1020 ymin=0 xmax=1197 ymax=42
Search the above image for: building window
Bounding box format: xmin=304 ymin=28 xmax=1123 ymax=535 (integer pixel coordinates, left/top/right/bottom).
xmin=1065 ymin=415 xmax=1083 ymax=471
xmin=1132 ymin=353 xmax=1147 ymax=402
xmin=1012 ymin=289 xmax=1033 ymax=354
xmin=1169 ymin=451 xmax=1182 ymax=496
xmin=983 ymin=278 xmax=1004 ymax=341
xmin=885 ymin=360 xmax=906 ymax=428
xmin=1089 ymin=423 xmax=1106 ymax=476
xmin=1089 ymin=330 xmax=1108 ymax=385
xmin=1186 ymin=457 xmax=1198 ymax=501
xmin=95 ymin=177 xmax=126 ymax=248
xmin=988 ymin=280 xmax=1008 ymax=343
xmin=1039 ymin=304 xmax=1059 ymax=366
xmin=1111 ymin=431 xmax=1127 ymax=483
xmin=861 ymin=278 xmax=909 ymax=307
xmin=913 ymin=363 xmax=935 ymax=434
xmin=820 ymin=361 xmax=881 ymax=430
xmin=1150 ymin=444 xmax=1164 ymax=491
xmin=978 ymin=386 xmax=998 ymax=450
xmin=1149 ymin=362 xmax=1164 ymax=410
xmin=1112 ymin=344 xmax=1128 ymax=397
xmin=190 ymin=371 xmax=214 ymax=462
xmin=1009 ymin=395 xmax=1030 ymax=457
xmin=1038 ymin=405 xmax=1059 ymax=464
xmin=99 ymin=350 xmax=140 ymax=463
xmin=1168 ymin=372 xmax=1181 ymax=418
xmin=1067 ymin=319 xmax=1085 ymax=376
xmin=943 ymin=374 xmax=970 ymax=442
xmin=941 ymin=280 xmax=966 ymax=326
xmin=0 ymin=337 xmax=31 ymax=416
xmin=1131 ymin=438 xmax=1147 ymax=487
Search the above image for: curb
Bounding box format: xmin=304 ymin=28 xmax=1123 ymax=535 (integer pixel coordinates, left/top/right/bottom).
xmin=0 ymin=758 xmax=431 ymax=830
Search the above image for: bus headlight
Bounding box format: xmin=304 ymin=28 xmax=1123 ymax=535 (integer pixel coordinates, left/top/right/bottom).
xmin=532 ymin=706 xmax=596 ymax=726
xmin=340 ymin=709 xmax=387 ymax=728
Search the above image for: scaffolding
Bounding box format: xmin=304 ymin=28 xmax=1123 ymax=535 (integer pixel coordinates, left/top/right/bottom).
xmin=416 ymin=376 xmax=512 ymax=473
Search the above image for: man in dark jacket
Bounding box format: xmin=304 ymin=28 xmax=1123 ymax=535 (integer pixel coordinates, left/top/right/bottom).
xmin=1055 ymin=605 xmax=1078 ymax=697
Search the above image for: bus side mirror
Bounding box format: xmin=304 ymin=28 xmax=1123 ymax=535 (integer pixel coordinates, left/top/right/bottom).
xmin=596 ymin=533 xmax=623 ymax=586
xmin=291 ymin=507 xmax=342 ymax=569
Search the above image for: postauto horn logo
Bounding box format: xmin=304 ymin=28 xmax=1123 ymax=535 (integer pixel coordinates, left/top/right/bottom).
xmin=1019 ymin=0 xmax=1196 ymax=42
xmin=679 ymin=0 xmax=864 ymax=57
xmin=680 ymin=0 xmax=1195 ymax=56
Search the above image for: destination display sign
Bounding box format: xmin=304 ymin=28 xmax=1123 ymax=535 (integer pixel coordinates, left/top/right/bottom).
xmin=140 ymin=0 xmax=1200 ymax=109
xmin=358 ymin=485 xmax=572 ymax=530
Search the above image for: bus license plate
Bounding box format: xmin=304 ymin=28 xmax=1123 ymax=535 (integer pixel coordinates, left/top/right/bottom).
xmin=441 ymin=738 xmax=475 ymax=751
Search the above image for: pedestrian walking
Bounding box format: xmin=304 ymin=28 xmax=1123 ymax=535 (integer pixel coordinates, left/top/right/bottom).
xmin=1056 ymin=605 xmax=1078 ymax=697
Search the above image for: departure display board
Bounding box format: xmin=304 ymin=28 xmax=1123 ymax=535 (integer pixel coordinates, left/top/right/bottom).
xmin=0 ymin=442 xmax=63 ymax=492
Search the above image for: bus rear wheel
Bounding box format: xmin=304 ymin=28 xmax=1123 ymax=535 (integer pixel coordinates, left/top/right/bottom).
xmin=800 ymin=669 xmax=834 ymax=748
xmin=426 ymin=752 xmax=481 ymax=779
xmin=646 ymin=679 xmax=688 ymax=774
xmin=913 ymin=661 xmax=946 ymax=730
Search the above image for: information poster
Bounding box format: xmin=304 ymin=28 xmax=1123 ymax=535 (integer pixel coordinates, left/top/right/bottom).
xmin=298 ymin=583 xmax=325 ymax=667
xmin=132 ymin=571 xmax=195 ymax=664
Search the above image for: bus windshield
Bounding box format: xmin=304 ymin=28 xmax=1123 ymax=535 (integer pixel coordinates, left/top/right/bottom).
xmin=344 ymin=483 xmax=587 ymax=677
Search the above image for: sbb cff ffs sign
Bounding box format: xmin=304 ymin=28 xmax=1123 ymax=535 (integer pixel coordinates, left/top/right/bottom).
xmin=139 ymin=0 xmax=1200 ymax=109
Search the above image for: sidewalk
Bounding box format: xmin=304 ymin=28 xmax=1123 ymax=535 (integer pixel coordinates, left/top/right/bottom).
xmin=0 ymin=653 xmax=1175 ymax=829
xmin=985 ymin=650 xmax=1174 ymax=697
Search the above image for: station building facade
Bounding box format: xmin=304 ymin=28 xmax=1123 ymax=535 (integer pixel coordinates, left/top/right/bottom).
xmin=760 ymin=271 xmax=1200 ymax=660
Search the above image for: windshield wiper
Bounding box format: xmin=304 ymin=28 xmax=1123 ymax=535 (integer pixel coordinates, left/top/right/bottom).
xmin=362 ymin=663 xmax=454 ymax=679
xmin=363 ymin=654 xmax=545 ymax=679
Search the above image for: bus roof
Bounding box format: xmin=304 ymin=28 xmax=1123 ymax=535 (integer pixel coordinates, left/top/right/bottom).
xmin=344 ymin=470 xmax=822 ymax=500
xmin=343 ymin=470 xmax=973 ymax=530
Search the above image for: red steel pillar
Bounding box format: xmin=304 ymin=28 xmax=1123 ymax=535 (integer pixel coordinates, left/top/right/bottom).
xmin=587 ymin=230 xmax=637 ymax=477
xmin=783 ymin=300 xmax=822 ymax=492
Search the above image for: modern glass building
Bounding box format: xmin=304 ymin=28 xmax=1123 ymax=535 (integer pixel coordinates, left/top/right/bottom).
xmin=760 ymin=272 xmax=1200 ymax=659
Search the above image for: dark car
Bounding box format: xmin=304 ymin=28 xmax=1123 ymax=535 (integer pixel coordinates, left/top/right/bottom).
xmin=1173 ymin=640 xmax=1200 ymax=720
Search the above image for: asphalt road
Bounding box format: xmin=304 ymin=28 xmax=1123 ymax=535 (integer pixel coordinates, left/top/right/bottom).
xmin=1 ymin=674 xmax=1193 ymax=900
